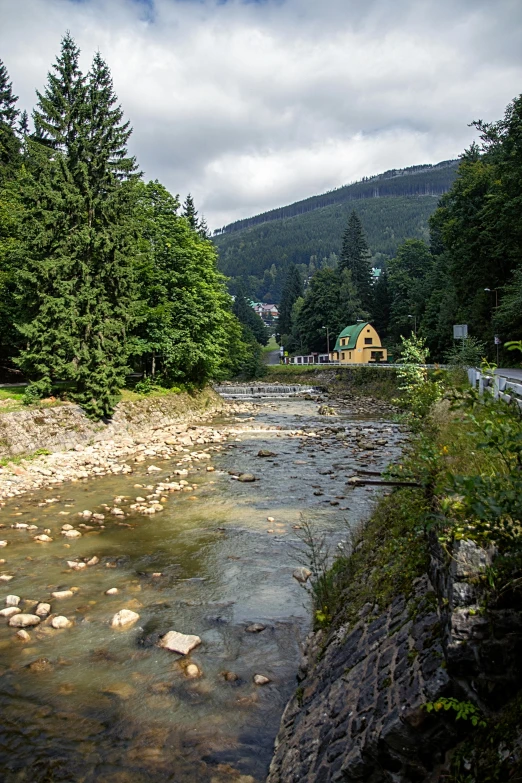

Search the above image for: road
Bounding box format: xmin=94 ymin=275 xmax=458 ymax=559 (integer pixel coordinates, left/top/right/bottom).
xmin=264 ymin=350 xmax=281 ymax=366
xmin=495 ymin=368 xmax=522 ymax=381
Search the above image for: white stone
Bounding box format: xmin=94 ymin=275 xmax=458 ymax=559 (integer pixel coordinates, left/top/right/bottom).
xmin=0 ymin=575 xmax=13 ymax=582
xmin=293 ymin=567 xmax=312 ymax=584
xmin=16 ymin=629 xmax=31 ymax=641
xmin=62 ymin=530 xmax=82 ymax=538
xmin=111 ymin=609 xmax=140 ymax=629
xmin=35 ymin=603 xmax=51 ymax=617
xmin=105 ymin=588 xmax=118 ymax=595
xmin=0 ymin=541 xmax=7 ymax=548
xmin=158 ymin=631 xmax=202 ymax=655
xmin=34 ymin=534 xmax=53 ymax=543
xmin=8 ymin=613 xmax=40 ymax=627
xmin=6 ymin=595 xmax=20 ymax=606
xmin=67 ymin=560 xmax=86 ymax=570
xmin=185 ymin=663 xmax=200 ymax=678
xmin=147 ymin=465 xmax=161 ymax=473
xmin=61 ymin=524 xmax=74 ymax=531
xmin=51 ymin=590 xmax=74 ymax=599
xmin=51 ymin=615 xmax=73 ymax=629
xmin=0 ymin=607 xmax=21 ymax=618
xmin=111 ymin=508 xmax=125 ymax=516
xmin=253 ymin=674 xmax=270 ymax=685
xmin=86 ymin=556 xmax=99 ymax=566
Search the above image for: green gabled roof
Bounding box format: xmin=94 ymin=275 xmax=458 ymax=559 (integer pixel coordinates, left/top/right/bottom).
xmin=332 ymin=322 xmax=370 ymax=353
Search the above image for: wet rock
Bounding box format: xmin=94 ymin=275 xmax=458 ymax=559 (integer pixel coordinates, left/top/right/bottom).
xmin=34 ymin=534 xmax=53 ymax=543
xmin=51 ymin=615 xmax=73 ymax=629
xmin=6 ymin=595 xmax=20 ymax=607
xmin=222 ymin=670 xmax=239 ymax=682
xmin=27 ymin=657 xmax=53 ymax=672
xmin=158 ymin=630 xmax=202 ymax=655
xmin=0 ymin=541 xmax=8 ymax=548
xmin=185 ymin=663 xmax=201 ymax=678
xmin=16 ymin=629 xmax=31 ymax=642
xmin=267 ymin=516 xmax=275 ymax=523
xmin=0 ymin=606 xmax=21 ymax=618
xmin=9 ymin=613 xmax=41 ymax=627
xmin=293 ymin=567 xmax=312 ymax=584
xmin=111 ymin=609 xmax=140 ymax=629
xmin=86 ymin=556 xmax=99 ymax=566
xmin=246 ymin=623 xmax=266 ymax=633
xmin=253 ymin=674 xmax=270 ymax=685
xmin=318 ymin=405 xmax=337 ymax=416
xmin=111 ymin=507 xmax=125 ymax=516
xmin=62 ymin=529 xmax=82 ymax=539
xmin=67 ymin=560 xmax=86 ymax=570
xmin=51 ymin=590 xmax=74 ymax=599
xmin=61 ymin=524 xmax=74 ymax=531
xmin=147 ymin=465 xmax=161 ymax=473
xmin=105 ymin=588 xmax=119 ymax=595
xmin=258 ymin=450 xmax=277 ymax=458
xmin=238 ymin=474 xmax=256 ymax=483
xmin=36 ymin=603 xmax=51 ymax=617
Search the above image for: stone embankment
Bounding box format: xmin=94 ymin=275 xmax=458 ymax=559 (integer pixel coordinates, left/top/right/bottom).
xmin=267 ymin=535 xmax=522 ymax=782
xmin=0 ymin=389 xmax=252 ymax=503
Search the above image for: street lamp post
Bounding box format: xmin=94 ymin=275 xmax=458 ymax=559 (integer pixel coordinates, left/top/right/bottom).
xmin=484 ymin=288 xmax=500 ymax=365
xmin=321 ymin=325 xmax=330 ymax=358
xmin=408 ymin=314 xmax=417 ymax=336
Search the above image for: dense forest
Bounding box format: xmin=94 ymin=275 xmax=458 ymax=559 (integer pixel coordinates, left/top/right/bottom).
xmin=0 ymin=37 xmax=263 ymax=418
xmin=215 ymin=194 xmax=443 ymax=302
xmin=214 ymin=160 xmax=458 ymax=235
xmin=278 ymin=93 xmax=522 ymax=366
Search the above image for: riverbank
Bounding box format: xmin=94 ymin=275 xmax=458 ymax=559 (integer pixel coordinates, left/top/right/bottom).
xmin=0 ymin=388 xmax=255 ymax=503
xmin=265 ymin=365 xmax=399 ymax=401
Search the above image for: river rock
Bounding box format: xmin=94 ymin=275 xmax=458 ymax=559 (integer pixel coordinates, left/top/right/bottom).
xmin=105 ymin=588 xmax=119 ymax=595
xmin=16 ymin=629 xmax=31 ymax=642
xmin=6 ymin=595 xmax=20 ymax=606
xmin=293 ymin=567 xmax=312 ymax=583
xmin=147 ymin=465 xmax=161 ymax=473
xmin=246 ymin=623 xmax=266 ymax=633
xmin=34 ymin=534 xmax=53 ymax=543
xmin=158 ymin=631 xmax=202 ymax=655
xmin=61 ymin=524 xmax=74 ymax=531
xmin=36 ymin=603 xmax=51 ymax=617
xmin=111 ymin=508 xmax=125 ymax=516
xmin=9 ymin=613 xmax=41 ymax=627
xmin=0 ymin=606 xmax=21 ymax=618
xmin=111 ymin=609 xmax=140 ymax=629
xmin=253 ymin=674 xmax=270 ymax=685
xmin=51 ymin=590 xmax=74 ymax=599
xmin=86 ymin=556 xmax=99 ymax=566
xmin=185 ymin=663 xmax=201 ymax=678
xmin=258 ymin=450 xmax=277 ymax=457
xmin=0 ymin=541 xmax=8 ymax=548
xmin=52 ymin=615 xmax=73 ymax=629
xmin=67 ymin=561 xmax=86 ymax=570
xmin=62 ymin=530 xmax=82 ymax=539
xmin=318 ymin=405 xmax=336 ymax=416
xmin=238 ymin=474 xmax=256 ymax=483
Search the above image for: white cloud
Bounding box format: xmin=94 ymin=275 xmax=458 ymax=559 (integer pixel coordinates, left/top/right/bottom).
xmin=2 ymin=0 xmax=522 ymax=227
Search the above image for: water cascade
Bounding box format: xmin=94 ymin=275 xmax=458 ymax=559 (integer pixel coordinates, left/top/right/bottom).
xmin=214 ymin=384 xmax=317 ymax=398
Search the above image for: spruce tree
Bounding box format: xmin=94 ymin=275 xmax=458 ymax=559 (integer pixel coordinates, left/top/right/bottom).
xmin=338 ymin=210 xmax=374 ymax=311
xmin=182 ymin=193 xmax=198 ymax=230
xmin=17 ymin=37 xmax=140 ymax=417
xmin=278 ymin=264 xmax=303 ymax=337
xmin=0 ymin=58 xmax=21 ymax=182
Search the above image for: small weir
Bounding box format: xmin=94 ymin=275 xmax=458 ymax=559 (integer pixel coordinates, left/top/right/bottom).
xmin=214 ymin=383 xmax=317 ymax=398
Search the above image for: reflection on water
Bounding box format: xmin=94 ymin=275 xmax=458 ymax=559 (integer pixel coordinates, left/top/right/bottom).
xmin=0 ymin=399 xmax=402 ymax=782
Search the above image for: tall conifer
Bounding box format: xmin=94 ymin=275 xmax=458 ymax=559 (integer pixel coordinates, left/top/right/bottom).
xmin=338 ymin=210 xmax=374 ymax=311
xmin=278 ymin=264 xmax=303 ymax=336
xmin=0 ymin=58 xmax=21 ymax=182
xmin=182 ymin=193 xmax=198 ymax=230
xmin=17 ymin=37 xmax=140 ymax=417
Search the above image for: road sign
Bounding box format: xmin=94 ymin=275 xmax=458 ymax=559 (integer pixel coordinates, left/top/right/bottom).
xmin=453 ymin=324 xmax=468 ymax=339
xmin=494 ymin=335 xmax=501 ymax=345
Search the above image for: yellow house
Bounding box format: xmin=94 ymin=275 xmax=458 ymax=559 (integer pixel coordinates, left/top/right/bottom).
xmin=330 ymin=322 xmax=387 ymax=364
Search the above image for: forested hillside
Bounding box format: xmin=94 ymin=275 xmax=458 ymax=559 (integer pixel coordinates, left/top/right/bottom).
xmin=215 ymin=194 xmax=444 ymax=302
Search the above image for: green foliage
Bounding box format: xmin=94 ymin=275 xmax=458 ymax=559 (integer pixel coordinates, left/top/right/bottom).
xmin=394 ymin=334 xmax=443 ymax=420
xmin=444 ymin=336 xmax=487 ymax=367
xmin=424 ymin=697 xmax=486 ymax=728
xmin=338 ymin=210 xmax=373 ymax=310
xmin=387 ymin=239 xmax=434 ymax=345
xmin=278 ymin=264 xmax=303 ymax=337
xmin=232 ymin=279 xmax=268 ymax=345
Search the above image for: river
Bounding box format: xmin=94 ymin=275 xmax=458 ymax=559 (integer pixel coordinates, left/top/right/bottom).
xmin=0 ymin=396 xmax=403 ymax=783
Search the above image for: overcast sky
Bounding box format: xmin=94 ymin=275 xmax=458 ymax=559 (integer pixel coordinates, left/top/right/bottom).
xmin=2 ymin=0 xmax=522 ymax=228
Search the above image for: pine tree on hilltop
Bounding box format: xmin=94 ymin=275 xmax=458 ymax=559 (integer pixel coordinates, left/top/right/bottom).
xmin=338 ymin=210 xmax=374 ymax=311
xmin=183 ymin=193 xmax=198 ymax=230
xmin=0 ymin=58 xmax=21 ymax=182
xmin=17 ymin=110 xmax=29 ymax=138
xmin=17 ymin=37 xmax=140 ymax=417
xmin=278 ymin=264 xmax=303 ymax=337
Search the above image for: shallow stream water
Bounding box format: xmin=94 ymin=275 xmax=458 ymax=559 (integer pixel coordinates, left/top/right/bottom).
xmin=0 ymin=399 xmax=403 ymax=783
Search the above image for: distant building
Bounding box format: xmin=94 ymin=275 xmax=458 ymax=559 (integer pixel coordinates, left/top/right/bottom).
xmin=330 ymin=322 xmax=387 ymax=364
xmin=250 ymin=302 xmax=279 ymax=320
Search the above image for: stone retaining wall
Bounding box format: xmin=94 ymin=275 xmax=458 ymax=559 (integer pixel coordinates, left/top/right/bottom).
xmin=0 ymin=389 xmax=224 ymax=458
xmin=267 ymin=538 xmax=522 ymax=782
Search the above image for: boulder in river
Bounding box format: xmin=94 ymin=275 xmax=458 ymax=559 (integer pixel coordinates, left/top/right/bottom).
xmin=105 ymin=588 xmax=119 ymax=595
xmin=34 ymin=534 xmax=53 ymax=543
xmin=257 ymin=450 xmax=277 ymax=458
xmin=246 ymin=623 xmax=266 ymax=633
xmin=158 ymin=630 xmax=202 ymax=655
xmin=6 ymin=595 xmax=20 ymax=606
xmin=0 ymin=606 xmax=21 ymax=618
xmin=318 ymin=405 xmax=337 ymax=416
xmin=9 ymin=613 xmax=41 ymax=627
xmin=293 ymin=567 xmax=312 ymax=584
xmin=238 ymin=474 xmax=256 ymax=483
xmin=111 ymin=609 xmax=140 ymax=629
xmin=253 ymin=674 xmax=270 ymax=685
xmin=51 ymin=615 xmax=73 ymax=629
xmin=36 ymin=603 xmax=51 ymax=617
xmin=51 ymin=590 xmax=74 ymax=599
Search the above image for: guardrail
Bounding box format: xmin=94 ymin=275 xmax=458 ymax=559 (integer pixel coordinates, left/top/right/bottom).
xmin=468 ymin=368 xmax=522 ymax=409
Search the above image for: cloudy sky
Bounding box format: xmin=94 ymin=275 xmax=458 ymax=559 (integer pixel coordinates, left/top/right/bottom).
xmin=2 ymin=0 xmax=522 ymax=228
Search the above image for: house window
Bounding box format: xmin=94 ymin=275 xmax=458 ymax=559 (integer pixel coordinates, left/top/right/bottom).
xmin=341 ymin=338 xmax=345 ymax=346
xmin=349 ymin=352 xmax=352 ymax=359
xmin=371 ymin=351 xmax=383 ymax=362
xmin=364 ymin=338 xmax=373 ymax=345
xmin=341 ymin=352 xmax=345 ymax=360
